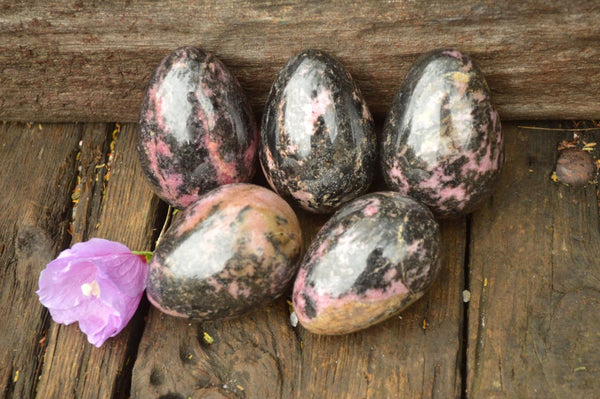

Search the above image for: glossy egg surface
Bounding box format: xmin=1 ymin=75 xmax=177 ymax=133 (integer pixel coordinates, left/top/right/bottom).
xmin=146 ymin=183 xmax=302 ymax=321
xmin=260 ymin=49 xmax=376 ymax=213
xmin=292 ymin=192 xmax=441 ymax=335
xmin=381 ymin=49 xmax=504 ymax=217
xmin=138 ymin=47 xmax=258 ymax=209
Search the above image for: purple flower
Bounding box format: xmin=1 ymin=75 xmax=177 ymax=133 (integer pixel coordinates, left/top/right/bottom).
xmin=36 ymin=238 xmax=149 ymax=347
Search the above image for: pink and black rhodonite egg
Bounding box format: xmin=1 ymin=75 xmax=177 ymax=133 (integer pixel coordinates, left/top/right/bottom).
xmin=260 ymin=49 xmax=376 ymax=213
xmin=138 ymin=47 xmax=258 ymax=209
xmin=381 ymin=49 xmax=504 ymax=218
xmin=292 ymin=192 xmax=441 ymax=335
xmin=146 ymin=184 xmax=302 ymax=321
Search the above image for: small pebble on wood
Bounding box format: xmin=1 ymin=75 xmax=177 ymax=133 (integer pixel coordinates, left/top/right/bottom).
xmin=292 ymin=192 xmax=441 ymax=335
xmin=462 ymin=289 xmax=471 ymax=303
xmin=146 ymin=183 xmax=302 ymax=321
xmin=260 ymin=49 xmax=376 ymax=213
xmin=138 ymin=47 xmax=258 ymax=209
xmin=554 ymin=148 xmax=597 ymax=186
xmin=381 ymin=49 xmax=504 ymax=218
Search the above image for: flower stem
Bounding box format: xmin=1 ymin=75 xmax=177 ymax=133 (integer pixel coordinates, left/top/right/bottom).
xmin=132 ymin=251 xmax=154 ymax=263
xmin=155 ymin=205 xmax=174 ymax=248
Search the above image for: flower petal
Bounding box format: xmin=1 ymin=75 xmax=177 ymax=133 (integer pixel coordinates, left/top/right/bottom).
xmin=78 ymin=303 xmax=121 ymax=347
xmin=94 ymin=253 xmax=148 ymax=297
xmin=37 ymin=260 xmax=97 ymax=311
xmin=57 ymin=238 xmax=131 ymax=260
xmin=49 ymin=296 xmax=103 ymax=325
xmin=37 ymin=238 xmax=149 ymax=347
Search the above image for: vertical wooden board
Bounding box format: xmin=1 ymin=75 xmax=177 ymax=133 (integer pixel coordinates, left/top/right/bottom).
xmin=295 ymin=219 xmax=465 ymax=398
xmin=0 ymin=123 xmax=81 ymax=398
xmin=34 ymin=123 xmax=112 ymax=399
xmin=35 ymin=124 xmax=162 ymax=399
xmin=132 ymin=208 xmax=465 ymax=398
xmin=467 ymin=124 xmax=600 ymax=398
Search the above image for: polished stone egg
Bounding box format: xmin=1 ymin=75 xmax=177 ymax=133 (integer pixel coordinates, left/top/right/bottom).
xmin=381 ymin=49 xmax=504 ymax=217
xmin=292 ymin=192 xmax=441 ymax=335
xmin=138 ymin=47 xmax=258 ymax=209
xmin=260 ymin=49 xmax=376 ymax=213
xmin=146 ymin=183 xmax=302 ymax=321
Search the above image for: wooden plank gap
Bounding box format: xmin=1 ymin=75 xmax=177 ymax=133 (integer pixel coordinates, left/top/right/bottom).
xmin=69 ymin=123 xmax=112 ymax=242
xmin=460 ymin=214 xmax=473 ymax=399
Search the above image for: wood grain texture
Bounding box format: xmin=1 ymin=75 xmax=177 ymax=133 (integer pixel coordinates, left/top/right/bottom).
xmin=35 ymin=123 xmax=162 ymax=399
xmin=1 ymin=1 xmax=599 ymax=122
xmin=4 ymin=121 xmax=600 ymax=398
xmin=466 ymin=124 xmax=600 ymax=398
xmin=0 ymin=123 xmax=81 ymax=398
xmin=132 ymin=210 xmax=466 ymax=398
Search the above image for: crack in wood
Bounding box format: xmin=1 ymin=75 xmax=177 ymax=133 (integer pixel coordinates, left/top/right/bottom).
xmin=472 ymin=257 xmax=489 ymax=396
xmin=431 ymin=364 xmax=440 ymax=399
xmin=460 ymin=215 xmax=472 ymax=399
xmin=263 ymin=316 xmax=286 ymax=397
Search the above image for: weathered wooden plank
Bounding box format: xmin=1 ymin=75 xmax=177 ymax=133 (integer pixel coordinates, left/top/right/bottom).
xmin=1 ymin=1 xmax=599 ymax=122
xmin=0 ymin=123 xmax=81 ymax=398
xmin=132 ymin=298 xmax=301 ymax=398
xmin=132 ymin=210 xmax=466 ymax=398
xmin=466 ymin=124 xmax=600 ymax=398
xmin=35 ymin=123 xmax=162 ymax=398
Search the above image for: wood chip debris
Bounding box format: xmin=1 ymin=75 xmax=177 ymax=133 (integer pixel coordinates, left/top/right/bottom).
xmin=557 ymin=139 xmax=578 ymax=151
xmin=582 ymin=141 xmax=597 ymax=151
xmin=203 ymin=331 xmax=214 ymax=344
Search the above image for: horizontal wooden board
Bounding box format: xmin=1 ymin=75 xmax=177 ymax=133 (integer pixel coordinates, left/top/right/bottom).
xmin=0 ymin=1 xmax=599 ymax=122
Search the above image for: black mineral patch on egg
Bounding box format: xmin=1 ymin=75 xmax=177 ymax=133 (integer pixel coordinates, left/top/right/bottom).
xmin=260 ymin=49 xmax=376 ymax=213
xmin=380 ymin=49 xmax=504 ymax=218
